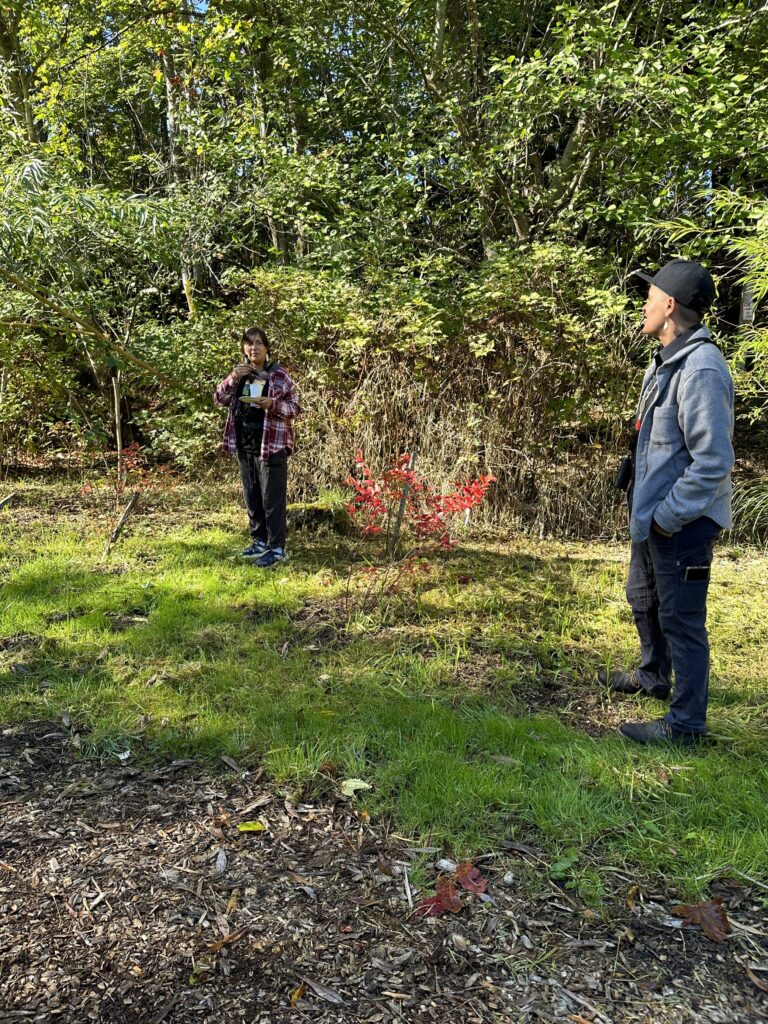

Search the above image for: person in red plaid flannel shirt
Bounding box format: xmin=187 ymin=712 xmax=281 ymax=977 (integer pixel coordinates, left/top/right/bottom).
xmin=214 ymin=327 xmax=301 ymax=567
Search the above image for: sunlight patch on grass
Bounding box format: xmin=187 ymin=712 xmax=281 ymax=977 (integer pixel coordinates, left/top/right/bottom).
xmin=2 ymin=480 xmax=768 ymax=894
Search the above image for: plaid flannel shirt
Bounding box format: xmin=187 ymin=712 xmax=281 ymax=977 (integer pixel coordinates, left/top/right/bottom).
xmin=214 ymin=365 xmax=301 ymax=459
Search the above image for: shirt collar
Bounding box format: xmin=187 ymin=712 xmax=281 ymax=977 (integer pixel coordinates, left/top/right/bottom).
xmin=653 ymin=325 xmax=703 ymax=366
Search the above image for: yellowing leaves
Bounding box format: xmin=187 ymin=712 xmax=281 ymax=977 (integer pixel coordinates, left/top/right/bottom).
xmin=237 ymin=820 xmax=268 ymax=833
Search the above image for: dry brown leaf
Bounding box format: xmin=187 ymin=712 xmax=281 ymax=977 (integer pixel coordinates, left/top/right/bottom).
xmin=626 ymin=883 xmax=639 ymax=912
xmin=208 ymin=925 xmax=248 ymax=953
xmin=672 ymin=898 xmax=731 ymax=943
xmin=226 ymin=888 xmax=240 ymax=915
xmin=288 ymin=871 xmax=314 ymax=885
xmin=746 ymin=964 xmax=768 ymax=993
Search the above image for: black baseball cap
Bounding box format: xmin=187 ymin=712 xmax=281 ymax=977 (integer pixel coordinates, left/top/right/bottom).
xmin=631 ymin=259 xmax=716 ymax=313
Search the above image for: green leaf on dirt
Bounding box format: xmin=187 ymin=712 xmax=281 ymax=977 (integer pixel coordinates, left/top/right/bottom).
xmin=340 ymin=778 xmax=372 ymax=797
xmin=189 ymin=959 xmax=214 ymax=985
xmin=237 ymin=820 xmax=267 ymax=832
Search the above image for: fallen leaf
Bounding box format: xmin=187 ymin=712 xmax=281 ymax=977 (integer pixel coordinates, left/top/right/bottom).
xmin=672 ymin=898 xmax=730 ymax=943
xmin=288 ymin=871 xmax=314 ymax=885
xmin=221 ymin=755 xmax=243 ymax=772
xmin=237 ymin=820 xmax=267 ymax=833
xmin=745 ymin=964 xmax=768 ymax=993
xmin=340 ymin=778 xmax=372 ymax=797
xmin=214 ymin=849 xmax=227 ymax=874
xmin=303 ymin=978 xmax=346 ymax=1005
xmin=626 ymin=884 xmax=639 ymax=912
xmin=239 ymin=793 xmax=271 ymax=814
xmin=500 ymin=839 xmax=539 ymax=856
xmin=416 ymin=878 xmax=463 ymax=917
xmin=208 ymin=925 xmax=248 ymax=953
xmin=456 ymin=861 xmax=488 ymax=894
xmin=290 ymin=980 xmax=306 ymax=1007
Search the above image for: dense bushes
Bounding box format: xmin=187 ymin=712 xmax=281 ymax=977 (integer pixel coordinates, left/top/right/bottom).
xmin=1 ymin=0 xmax=766 ymax=533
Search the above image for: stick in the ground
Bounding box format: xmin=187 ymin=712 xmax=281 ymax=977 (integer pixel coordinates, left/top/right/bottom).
xmin=104 ymin=491 xmax=140 ymax=555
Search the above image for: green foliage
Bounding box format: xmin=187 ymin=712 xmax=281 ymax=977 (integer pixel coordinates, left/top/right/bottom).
xmin=1 ymin=0 xmax=766 ymax=516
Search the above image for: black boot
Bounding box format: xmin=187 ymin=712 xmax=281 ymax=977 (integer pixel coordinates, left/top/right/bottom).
xmin=597 ymin=668 xmax=670 ymax=700
xmin=619 ymin=718 xmax=703 ymax=746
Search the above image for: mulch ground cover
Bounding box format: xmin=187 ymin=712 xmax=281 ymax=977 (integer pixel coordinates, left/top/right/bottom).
xmin=1 ymin=721 xmax=767 ymax=1024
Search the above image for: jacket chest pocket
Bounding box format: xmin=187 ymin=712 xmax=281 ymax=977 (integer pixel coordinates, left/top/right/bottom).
xmin=649 ymin=406 xmax=681 ymax=448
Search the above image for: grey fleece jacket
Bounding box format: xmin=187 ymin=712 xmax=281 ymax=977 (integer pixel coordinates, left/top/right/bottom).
xmin=630 ymin=326 xmax=735 ymax=543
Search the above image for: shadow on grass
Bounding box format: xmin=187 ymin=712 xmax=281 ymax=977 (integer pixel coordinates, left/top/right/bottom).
xmin=2 ymin=525 xmax=768 ymax=887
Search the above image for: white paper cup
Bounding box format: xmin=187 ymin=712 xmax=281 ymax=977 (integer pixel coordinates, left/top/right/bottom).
xmin=249 ymin=379 xmax=265 ymax=398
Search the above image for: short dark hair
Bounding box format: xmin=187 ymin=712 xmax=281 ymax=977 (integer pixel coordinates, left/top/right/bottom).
xmin=241 ymin=326 xmax=270 ymax=352
xmin=674 ymin=301 xmax=701 ymax=328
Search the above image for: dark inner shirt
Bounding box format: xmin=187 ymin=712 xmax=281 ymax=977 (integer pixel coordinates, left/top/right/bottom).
xmin=235 ymin=375 xmax=269 ymax=454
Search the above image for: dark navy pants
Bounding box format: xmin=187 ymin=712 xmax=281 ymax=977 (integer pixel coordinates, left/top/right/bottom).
xmin=237 ymin=448 xmax=289 ymax=550
xmin=626 ymin=516 xmax=721 ymax=734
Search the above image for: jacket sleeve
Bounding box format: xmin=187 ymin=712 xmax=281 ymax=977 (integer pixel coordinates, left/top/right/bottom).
xmin=214 ymin=372 xmax=238 ymax=408
xmin=269 ymin=370 xmax=301 ymax=421
xmin=653 ymin=368 xmax=734 ymax=533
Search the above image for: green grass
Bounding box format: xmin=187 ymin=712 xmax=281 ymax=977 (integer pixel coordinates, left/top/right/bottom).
xmin=2 ymin=478 xmax=768 ymax=898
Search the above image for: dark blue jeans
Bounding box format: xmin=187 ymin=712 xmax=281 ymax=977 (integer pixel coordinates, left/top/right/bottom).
xmin=625 ymin=516 xmax=721 ymax=733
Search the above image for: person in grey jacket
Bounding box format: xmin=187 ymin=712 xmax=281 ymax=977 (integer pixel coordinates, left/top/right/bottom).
xmin=600 ymin=259 xmax=735 ymax=745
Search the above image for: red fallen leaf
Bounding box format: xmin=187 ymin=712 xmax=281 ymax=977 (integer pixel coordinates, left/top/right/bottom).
xmin=416 ymin=878 xmax=463 ymax=917
xmin=455 ymin=861 xmax=488 ymax=894
xmin=672 ymin=898 xmax=731 ymax=943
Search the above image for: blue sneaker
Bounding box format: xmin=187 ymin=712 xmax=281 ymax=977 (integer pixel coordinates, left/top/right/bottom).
xmin=255 ymin=548 xmax=286 ymax=568
xmin=243 ymin=540 xmax=268 ymax=558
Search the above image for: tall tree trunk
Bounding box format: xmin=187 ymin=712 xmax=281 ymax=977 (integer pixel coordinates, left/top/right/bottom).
xmin=252 ymin=55 xmax=289 ymax=262
xmin=431 ymin=0 xmax=448 ymax=81
xmin=162 ymin=49 xmax=196 ymax=315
